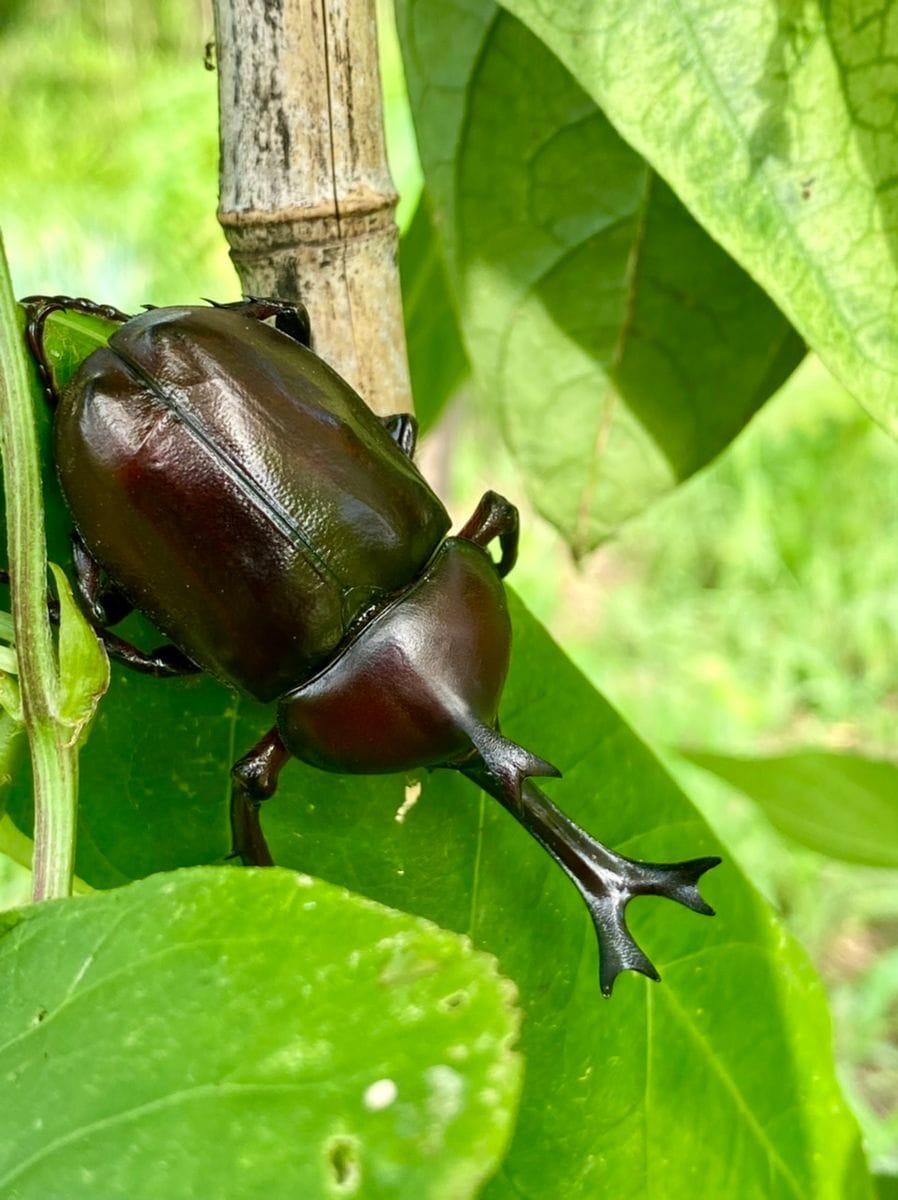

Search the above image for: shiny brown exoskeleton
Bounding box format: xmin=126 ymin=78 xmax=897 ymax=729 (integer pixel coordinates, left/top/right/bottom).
xmin=22 ymin=294 xmax=720 ymax=995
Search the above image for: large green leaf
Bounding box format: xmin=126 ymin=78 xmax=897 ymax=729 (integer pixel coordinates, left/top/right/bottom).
xmin=684 ymin=749 xmax=898 ymax=868
xmin=7 ymin=595 xmax=870 ymax=1197
xmin=499 ymin=0 xmax=898 ymax=441
xmin=0 ymin=867 xmax=521 ymax=1198
xmin=395 ymin=1 xmax=803 ymax=552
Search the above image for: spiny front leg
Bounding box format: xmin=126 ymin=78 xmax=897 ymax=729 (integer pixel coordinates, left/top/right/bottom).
xmin=206 ymin=296 xmax=311 ymax=347
xmin=461 ymin=749 xmax=720 ymax=995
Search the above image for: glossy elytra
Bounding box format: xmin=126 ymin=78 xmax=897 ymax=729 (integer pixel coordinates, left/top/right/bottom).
xmin=20 ymin=294 xmax=720 ymax=995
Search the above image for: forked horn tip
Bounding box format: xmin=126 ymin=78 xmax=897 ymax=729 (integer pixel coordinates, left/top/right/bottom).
xmin=599 ymin=946 xmax=661 ymax=998
xmin=672 ymin=855 xmax=722 ymax=915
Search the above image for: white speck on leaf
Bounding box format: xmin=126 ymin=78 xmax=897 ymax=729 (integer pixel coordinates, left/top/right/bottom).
xmin=363 ymin=1078 xmax=398 ymax=1111
xmin=425 ymin=1064 xmax=464 ymax=1125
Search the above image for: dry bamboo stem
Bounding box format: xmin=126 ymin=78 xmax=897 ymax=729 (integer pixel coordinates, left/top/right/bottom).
xmin=212 ymin=0 xmax=410 ymax=417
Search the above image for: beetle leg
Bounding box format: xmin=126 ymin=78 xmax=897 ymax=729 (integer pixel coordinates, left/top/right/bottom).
xmin=72 ymin=535 xmax=134 ymax=627
xmin=91 ymin=629 xmax=201 ymax=677
xmin=71 ymin=535 xmax=201 ymax=678
xmin=207 ymin=297 xmax=312 ymax=348
xmin=458 ymin=491 xmax=519 ymax=578
xmin=19 ymin=295 xmax=131 ymax=408
xmin=460 ymin=759 xmax=720 ymax=996
xmin=230 ymin=727 xmax=291 ymax=866
xmin=380 ymin=412 xmax=418 ymax=458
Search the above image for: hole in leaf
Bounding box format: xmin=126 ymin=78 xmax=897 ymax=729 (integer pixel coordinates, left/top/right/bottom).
xmin=439 ymin=989 xmax=469 ymax=1011
xmin=325 ymin=1135 xmax=361 ymax=1194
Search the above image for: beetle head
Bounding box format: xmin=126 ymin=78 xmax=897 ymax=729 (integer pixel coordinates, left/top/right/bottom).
xmin=277 ymin=538 xmax=517 ymax=776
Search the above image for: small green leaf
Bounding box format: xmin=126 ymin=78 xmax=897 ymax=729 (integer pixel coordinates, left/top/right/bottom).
xmin=48 ymin=561 xmax=109 ymax=743
xmin=499 ymin=0 xmax=898 ymax=441
xmin=0 ymin=675 xmax=21 ymax=724
xmin=0 ymin=867 xmax=521 ymax=1199
xmin=683 ymin=749 xmax=898 ymax=868
xmin=0 ymin=711 xmax=25 ymax=815
xmin=396 ymin=1 xmax=803 ymax=551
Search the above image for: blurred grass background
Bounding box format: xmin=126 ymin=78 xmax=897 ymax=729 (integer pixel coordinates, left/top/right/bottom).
xmin=0 ymin=0 xmax=895 ymax=1172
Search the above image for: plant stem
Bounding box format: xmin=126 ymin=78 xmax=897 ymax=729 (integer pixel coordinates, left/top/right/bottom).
xmin=0 ymin=814 xmax=92 ymax=895
xmin=0 ymin=234 xmax=78 ymax=901
xmin=27 ymin=726 xmax=78 ymax=899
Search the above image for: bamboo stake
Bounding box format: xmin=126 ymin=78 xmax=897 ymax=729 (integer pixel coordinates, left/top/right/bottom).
xmin=213 ymin=0 xmax=411 ymax=417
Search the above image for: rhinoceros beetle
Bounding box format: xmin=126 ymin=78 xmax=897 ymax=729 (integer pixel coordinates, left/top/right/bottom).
xmin=19 ymin=293 xmax=720 ymax=995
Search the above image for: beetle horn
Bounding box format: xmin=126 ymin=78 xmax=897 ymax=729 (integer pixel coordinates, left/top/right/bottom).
xmin=460 ymin=756 xmax=721 ymax=995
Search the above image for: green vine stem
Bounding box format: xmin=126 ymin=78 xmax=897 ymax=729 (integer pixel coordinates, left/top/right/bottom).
xmin=0 ymin=234 xmax=78 ymax=901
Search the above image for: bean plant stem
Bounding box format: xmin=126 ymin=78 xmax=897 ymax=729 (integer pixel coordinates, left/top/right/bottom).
xmin=0 ymin=234 xmax=78 ymax=900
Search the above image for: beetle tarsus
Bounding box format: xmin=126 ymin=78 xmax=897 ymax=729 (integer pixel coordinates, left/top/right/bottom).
xmin=461 ymin=763 xmax=720 ymax=995
xmin=20 ymin=294 xmax=131 ymax=406
xmin=381 ymin=412 xmax=418 ymax=459
xmin=459 ymin=491 xmax=520 ymax=578
xmin=209 ymin=296 xmax=312 ymax=348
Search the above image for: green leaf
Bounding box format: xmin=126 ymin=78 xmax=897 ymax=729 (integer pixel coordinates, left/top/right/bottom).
xmin=683 ymin=749 xmax=898 ymax=868
xmin=498 ymin=0 xmax=898 ymax=442
xmin=875 ymin=1175 xmax=898 ymax=1199
xmin=0 ymin=711 xmax=25 ymax=818
xmin=8 ymin=596 xmax=871 ymax=1197
xmin=47 ymin=562 xmax=109 ymax=743
xmin=0 ymin=866 xmax=521 ymax=1198
xmin=400 ymin=193 xmax=468 ymax=433
xmin=396 ymin=2 xmax=803 ymax=552
xmin=0 ymin=674 xmax=21 ymax=725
